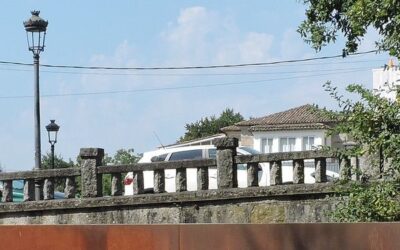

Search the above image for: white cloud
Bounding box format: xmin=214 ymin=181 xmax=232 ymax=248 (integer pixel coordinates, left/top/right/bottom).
xmin=238 ymin=32 xmax=274 ymax=62
xmin=162 ymin=6 xmax=275 ymax=65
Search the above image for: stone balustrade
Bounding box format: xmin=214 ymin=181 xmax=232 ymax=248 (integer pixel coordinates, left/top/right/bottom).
xmin=0 ymin=138 xmax=359 ymax=204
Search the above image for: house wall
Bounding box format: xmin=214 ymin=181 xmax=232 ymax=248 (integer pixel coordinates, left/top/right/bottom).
xmin=372 ymin=67 xmax=400 ymax=101
xmin=239 ymin=126 xmax=253 ymax=147
xmin=252 ymin=129 xmax=328 ymax=153
xmin=223 ymin=131 xmax=241 ymax=142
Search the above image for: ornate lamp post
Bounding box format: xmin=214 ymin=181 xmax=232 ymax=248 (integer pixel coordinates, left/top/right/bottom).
xmin=24 ymin=11 xmax=48 ymax=200
xmin=46 ymin=120 xmax=60 ymax=169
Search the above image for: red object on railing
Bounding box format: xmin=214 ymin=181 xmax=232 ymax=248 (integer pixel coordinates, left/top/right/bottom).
xmin=123 ymin=177 xmax=133 ymax=185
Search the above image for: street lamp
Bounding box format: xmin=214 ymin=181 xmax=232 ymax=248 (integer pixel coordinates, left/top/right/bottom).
xmin=46 ymin=120 xmax=60 ymax=169
xmin=24 ymin=10 xmax=48 ymax=200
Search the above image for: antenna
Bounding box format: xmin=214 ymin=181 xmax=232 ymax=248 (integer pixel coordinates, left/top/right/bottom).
xmin=153 ymin=131 xmax=165 ymax=149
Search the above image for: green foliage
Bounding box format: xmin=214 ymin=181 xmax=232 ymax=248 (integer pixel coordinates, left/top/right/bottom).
xmin=41 ymin=153 xmax=75 ymax=170
xmin=102 ymin=148 xmax=139 ymax=196
xmin=103 ymin=148 xmax=140 ymax=165
xmin=331 ymin=181 xmax=400 ymax=222
xmin=298 ymin=0 xmax=400 ymax=57
xmin=323 ymin=81 xmax=400 ymax=172
xmin=321 ymin=82 xmax=400 ymax=221
xmin=179 ymin=108 xmax=243 ymax=142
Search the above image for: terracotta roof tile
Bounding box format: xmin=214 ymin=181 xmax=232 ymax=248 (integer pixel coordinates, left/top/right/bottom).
xmin=236 ymin=104 xmax=335 ymax=127
xmin=249 ymin=123 xmax=330 ymax=132
xmin=220 ymin=125 xmax=241 ymax=132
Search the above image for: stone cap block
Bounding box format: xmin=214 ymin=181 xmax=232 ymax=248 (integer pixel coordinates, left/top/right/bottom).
xmin=79 ymin=148 xmax=104 ymax=159
xmin=213 ymin=137 xmax=238 ymax=149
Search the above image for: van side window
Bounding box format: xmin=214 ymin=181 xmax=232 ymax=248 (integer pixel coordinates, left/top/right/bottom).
xmin=152 ymin=153 xmax=168 ymax=162
xmin=169 ymin=149 xmax=202 ymax=161
xmin=208 ymin=149 xmax=217 ymax=159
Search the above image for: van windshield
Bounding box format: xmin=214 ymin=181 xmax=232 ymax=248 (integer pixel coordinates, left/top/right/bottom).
xmin=239 ymin=147 xmax=260 ymax=155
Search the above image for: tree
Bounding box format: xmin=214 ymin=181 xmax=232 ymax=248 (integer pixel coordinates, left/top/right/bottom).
xmin=179 ymin=108 xmax=244 ymax=142
xmin=320 ymin=82 xmax=400 ymax=222
xmin=298 ymin=0 xmax=400 ymax=57
xmin=102 ymin=148 xmax=140 ymax=196
xmin=322 ymin=81 xmax=400 ymax=175
xmin=298 ymin=1 xmax=400 ymax=221
xmin=41 ymin=153 xmax=75 ymax=170
xmin=103 ymin=148 xmax=140 ymax=165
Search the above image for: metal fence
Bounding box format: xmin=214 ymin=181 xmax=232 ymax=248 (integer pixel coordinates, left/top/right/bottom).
xmin=0 ymin=224 xmax=397 ymax=250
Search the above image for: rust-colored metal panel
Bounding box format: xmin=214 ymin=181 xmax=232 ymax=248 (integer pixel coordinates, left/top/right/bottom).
xmin=0 ymin=225 xmax=180 ymax=250
xmin=0 ymin=224 xmax=399 ymax=250
xmin=180 ymin=224 xmax=400 ymax=250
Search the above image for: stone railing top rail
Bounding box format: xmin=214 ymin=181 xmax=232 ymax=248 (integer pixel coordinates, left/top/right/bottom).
xmin=0 ymin=150 xmax=336 ymax=181
xmin=235 ymin=150 xmax=335 ymax=164
xmin=0 ymin=168 xmax=80 ymax=181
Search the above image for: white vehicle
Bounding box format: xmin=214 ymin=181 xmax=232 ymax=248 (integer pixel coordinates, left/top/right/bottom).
xmin=123 ymin=145 xmax=338 ymax=195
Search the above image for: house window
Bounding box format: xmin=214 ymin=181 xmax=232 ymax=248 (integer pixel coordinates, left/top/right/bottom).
xmin=280 ymin=137 xmax=296 ymax=152
xmin=261 ymin=138 xmax=273 ymax=153
xmin=303 ymin=136 xmax=315 ymax=150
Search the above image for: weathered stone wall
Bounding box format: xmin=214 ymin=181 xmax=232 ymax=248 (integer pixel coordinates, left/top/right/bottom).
xmin=0 ymin=183 xmax=338 ymax=224
xmin=0 ymin=143 xmax=349 ymax=225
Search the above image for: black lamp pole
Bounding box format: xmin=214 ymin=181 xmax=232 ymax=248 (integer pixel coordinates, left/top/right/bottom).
xmin=46 ymin=120 xmax=60 ymax=169
xmin=24 ymin=11 xmax=48 ymax=200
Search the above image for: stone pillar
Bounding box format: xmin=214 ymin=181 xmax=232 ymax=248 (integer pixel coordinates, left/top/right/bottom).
xmin=2 ymin=180 xmax=12 ymax=202
xmin=270 ymin=161 xmax=282 ymax=186
xmin=214 ymin=137 xmax=238 ymax=189
xmin=197 ymin=167 xmax=209 ymax=190
xmin=351 ymin=156 xmax=360 ymax=181
xmin=293 ymin=159 xmax=305 ymax=184
xmin=154 ymin=170 xmax=165 ymax=193
xmin=64 ymin=177 xmax=76 ymax=198
xmin=339 ymin=157 xmax=351 ymax=181
xmin=43 ymin=178 xmax=54 ymax=200
xmin=176 ymin=168 xmax=187 ymax=192
xmin=132 ymin=171 xmax=144 ymax=195
xmin=80 ymin=148 xmax=104 ymax=198
xmin=23 ymin=179 xmax=35 ymax=201
xmin=111 ymin=173 xmax=123 ymax=196
xmin=247 ymin=162 xmax=259 ymax=187
xmin=315 ymin=158 xmax=327 ymax=183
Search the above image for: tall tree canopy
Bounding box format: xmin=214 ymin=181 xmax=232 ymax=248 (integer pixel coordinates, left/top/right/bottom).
xmin=298 ymin=0 xmax=400 ymax=57
xmin=179 ymin=108 xmax=244 ymax=142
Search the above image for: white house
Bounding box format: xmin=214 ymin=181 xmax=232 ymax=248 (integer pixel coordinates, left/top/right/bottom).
xmin=221 ymin=104 xmax=339 ymax=154
xmin=372 ymin=59 xmax=400 ymax=101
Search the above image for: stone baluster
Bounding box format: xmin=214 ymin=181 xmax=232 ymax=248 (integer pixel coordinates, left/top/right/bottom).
xmin=351 ymin=156 xmax=360 ymax=181
xmin=111 ymin=173 xmax=123 ymax=196
xmin=293 ymin=159 xmax=305 ymax=184
xmin=2 ymin=180 xmax=12 ymax=202
xmin=80 ymin=148 xmax=104 ymax=198
xmin=197 ymin=167 xmax=209 ymax=190
xmin=315 ymin=158 xmax=327 ymax=183
xmin=176 ymin=168 xmax=187 ymax=192
xmin=43 ymin=178 xmax=54 ymax=200
xmin=247 ymin=162 xmax=259 ymax=187
xmin=154 ymin=170 xmax=165 ymax=193
xmin=339 ymin=156 xmax=351 ymax=181
xmin=214 ymin=137 xmax=238 ymax=189
xmin=23 ymin=179 xmax=35 ymax=201
xmin=133 ymin=171 xmax=144 ymax=195
xmin=64 ymin=177 xmax=76 ymax=198
xmin=270 ymin=161 xmax=282 ymax=186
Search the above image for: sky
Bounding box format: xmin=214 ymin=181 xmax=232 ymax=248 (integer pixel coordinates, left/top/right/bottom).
xmin=0 ymin=1 xmax=391 ymax=171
